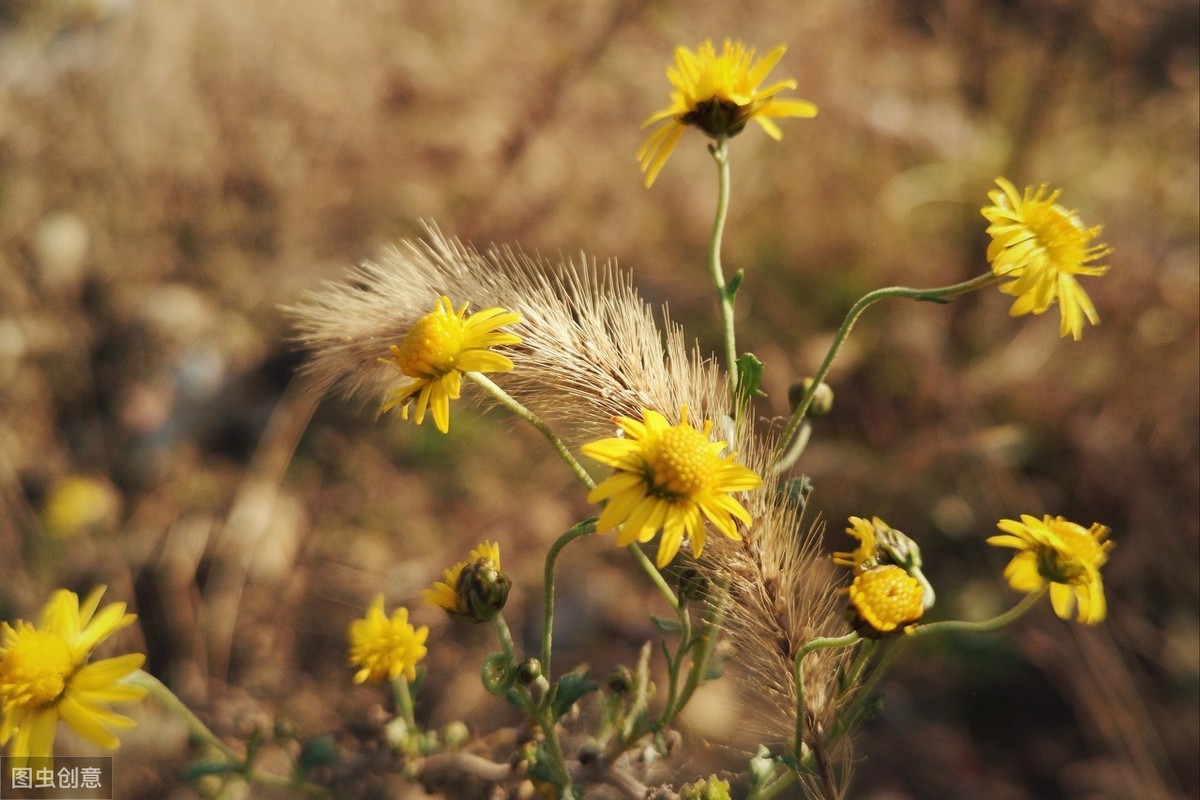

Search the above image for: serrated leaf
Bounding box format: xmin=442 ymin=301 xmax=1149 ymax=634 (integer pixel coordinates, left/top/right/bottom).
xmin=551 ymin=670 xmax=599 ymax=720
xmin=650 ymin=615 xmax=684 ymax=633
xmin=527 ymin=743 xmax=561 ymax=785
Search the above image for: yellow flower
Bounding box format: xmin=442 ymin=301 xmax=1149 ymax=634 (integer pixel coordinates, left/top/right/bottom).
xmin=0 ymin=587 xmax=146 ymax=764
xmin=348 ymin=597 xmax=428 ymax=684
xmin=380 ymin=295 xmax=522 ymax=434
xmin=582 ymin=405 xmax=762 ymax=568
xmin=832 ymin=516 xmax=880 ymax=572
xmin=846 ymin=565 xmax=925 ymax=636
xmin=422 ymin=541 xmax=510 ymax=622
xmin=637 ymin=39 xmax=818 ymax=187
xmin=987 ymin=514 xmax=1113 ymax=625
xmin=981 ymin=178 xmax=1111 ymax=340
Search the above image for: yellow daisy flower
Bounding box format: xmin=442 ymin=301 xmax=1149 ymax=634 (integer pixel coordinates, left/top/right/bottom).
xmin=380 ymin=295 xmax=522 ymax=434
xmin=987 ymin=514 xmax=1113 ymax=625
xmin=832 ymin=516 xmax=881 ymax=572
xmin=846 ymin=565 xmax=925 ymax=637
xmin=981 ymin=178 xmax=1111 ymax=340
xmin=0 ymin=586 xmax=146 ymax=764
xmin=637 ymin=39 xmax=818 ymax=187
xmin=582 ymin=405 xmax=762 ymax=568
xmin=348 ymin=597 xmax=428 ymax=684
xmin=422 ymin=541 xmax=510 ymax=622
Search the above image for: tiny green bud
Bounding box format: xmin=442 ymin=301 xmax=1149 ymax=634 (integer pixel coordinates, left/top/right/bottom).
xmin=516 ymin=658 xmax=543 ymax=684
xmin=577 ymin=740 xmax=602 ymax=764
xmin=681 ymin=775 xmax=732 ymax=800
xmin=788 ymin=379 xmax=834 ymax=418
xmin=442 ymin=720 xmax=469 ymax=748
xmin=454 ymin=557 xmax=512 ymax=622
xmin=605 ymin=664 xmax=633 ymax=694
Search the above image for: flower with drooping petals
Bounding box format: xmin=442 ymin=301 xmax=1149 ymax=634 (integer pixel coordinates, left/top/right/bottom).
xmin=0 ymin=587 xmax=146 ymax=764
xmin=981 ymin=178 xmax=1111 ymax=340
xmin=348 ymin=597 xmax=428 ymax=684
xmin=987 ymin=514 xmax=1113 ymax=625
xmin=422 ymin=541 xmax=510 ymax=622
xmin=638 ymin=39 xmax=818 ymax=187
xmin=582 ymin=405 xmax=762 ymax=568
xmin=380 ymin=295 xmax=521 ymax=433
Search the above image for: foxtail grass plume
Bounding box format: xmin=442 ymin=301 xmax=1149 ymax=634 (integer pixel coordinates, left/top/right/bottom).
xmin=348 ymin=597 xmax=428 ymax=684
xmin=0 ymin=587 xmax=146 ymax=763
xmin=638 ymin=39 xmax=818 ymax=187
xmin=288 ymin=225 xmax=728 ymax=446
xmin=981 ymin=178 xmax=1111 ymax=340
xmin=379 ymin=295 xmax=521 ymax=434
xmin=583 ymin=405 xmax=762 ymax=567
xmin=988 ymin=515 xmax=1113 ymax=625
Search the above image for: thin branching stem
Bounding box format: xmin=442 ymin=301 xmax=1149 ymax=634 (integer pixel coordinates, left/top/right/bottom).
xmin=792 ymin=633 xmax=860 ymax=761
xmin=773 ymin=271 xmax=1002 ymax=466
xmin=541 ymin=519 xmax=597 ymax=676
xmin=707 ymin=138 xmax=739 ymax=398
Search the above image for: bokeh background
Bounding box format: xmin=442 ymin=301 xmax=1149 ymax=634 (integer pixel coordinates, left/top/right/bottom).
xmin=1 ymin=0 xmax=1197 ymax=798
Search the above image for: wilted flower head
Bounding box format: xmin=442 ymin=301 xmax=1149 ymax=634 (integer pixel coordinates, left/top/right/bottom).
xmin=988 ymin=515 xmax=1113 ymax=624
xmin=981 ymin=178 xmax=1111 ymax=340
xmin=348 ymin=597 xmax=428 ymax=684
xmin=422 ymin=541 xmax=511 ymax=623
xmin=582 ymin=405 xmax=762 ymax=567
xmin=0 ymin=587 xmax=146 ymax=764
xmin=638 ymin=39 xmax=818 ymax=187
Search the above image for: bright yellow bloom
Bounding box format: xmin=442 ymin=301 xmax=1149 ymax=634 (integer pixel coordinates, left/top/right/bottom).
xmin=981 ymin=178 xmax=1111 ymax=340
xmin=987 ymin=515 xmax=1113 ymax=625
xmin=637 ymin=39 xmax=818 ymax=187
xmin=422 ymin=541 xmax=509 ymax=622
xmin=348 ymin=597 xmax=428 ymax=684
xmin=380 ymin=295 xmax=521 ymax=434
xmin=0 ymin=587 xmax=146 ymax=764
xmin=833 ymin=516 xmax=880 ymax=572
xmin=846 ymin=565 xmax=925 ymax=636
xmin=582 ymin=406 xmax=762 ymax=568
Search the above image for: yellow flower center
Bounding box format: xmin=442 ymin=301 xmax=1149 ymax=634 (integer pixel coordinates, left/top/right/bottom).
xmin=1037 ymin=520 xmax=1105 ymax=585
xmin=1026 ymin=204 xmax=1087 ymax=268
xmin=849 ymin=565 xmax=925 ymax=635
xmin=391 ymin=310 xmax=465 ymax=379
xmin=0 ymin=627 xmax=74 ymax=709
xmin=645 ymin=424 xmax=721 ymax=498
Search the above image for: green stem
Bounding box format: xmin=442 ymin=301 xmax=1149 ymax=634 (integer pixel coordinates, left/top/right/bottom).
xmin=772 ymin=271 xmax=1002 ymax=466
xmin=541 ymin=519 xmax=598 ymax=676
xmin=792 ymin=633 xmax=860 ymax=761
xmin=753 ymin=769 xmax=796 ymax=800
xmin=707 ymin=138 xmax=739 ymax=399
xmin=837 ymin=588 xmax=1047 ymax=739
xmin=492 ymin=613 xmax=518 ymax=663
xmin=625 ymin=543 xmax=681 ymax=614
xmin=468 ymin=372 xmax=595 ymax=491
xmin=659 ymin=611 xmax=693 ymax=726
xmin=393 ymin=676 xmax=416 ymax=729
xmin=671 ymin=583 xmax=728 ymax=716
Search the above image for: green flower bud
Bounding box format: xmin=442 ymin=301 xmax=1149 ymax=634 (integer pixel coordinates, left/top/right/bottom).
xmin=454 ymin=557 xmax=512 ymax=622
xmin=516 ymin=658 xmax=543 ymax=684
xmin=788 ymin=378 xmax=834 ymax=418
xmin=605 ymin=664 xmax=633 ymax=694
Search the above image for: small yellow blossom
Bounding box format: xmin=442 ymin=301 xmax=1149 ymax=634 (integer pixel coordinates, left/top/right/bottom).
xmin=833 ymin=516 xmax=881 ymax=572
xmin=348 ymin=597 xmax=428 ymax=684
xmin=380 ymin=295 xmax=521 ymax=434
xmin=422 ymin=541 xmax=510 ymax=622
xmin=846 ymin=565 xmax=925 ymax=636
xmin=0 ymin=587 xmax=146 ymax=764
xmin=582 ymin=405 xmax=762 ymax=568
xmin=638 ymin=39 xmax=818 ymax=187
xmin=987 ymin=514 xmax=1113 ymax=625
xmin=981 ymin=178 xmax=1111 ymax=340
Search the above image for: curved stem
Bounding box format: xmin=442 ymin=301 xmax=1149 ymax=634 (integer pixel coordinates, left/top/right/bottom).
xmin=625 ymin=543 xmax=681 ymax=613
xmin=129 ymin=670 xmax=240 ymax=763
xmin=468 ymin=372 xmax=595 ymax=490
xmin=492 ymin=613 xmax=517 ymax=663
xmin=541 ymin=519 xmax=597 ymax=676
xmin=707 ymin=138 xmax=738 ymax=398
xmin=792 ymin=633 xmax=860 ymax=760
xmin=772 ymin=271 xmax=1002 ymax=466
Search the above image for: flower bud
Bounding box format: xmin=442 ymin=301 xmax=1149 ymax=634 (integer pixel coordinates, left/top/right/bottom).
xmin=454 ymin=557 xmax=511 ymax=622
xmin=788 ymin=379 xmax=834 ymax=419
xmin=516 ymin=658 xmax=543 ymax=684
xmin=605 ymin=664 xmax=633 ymax=694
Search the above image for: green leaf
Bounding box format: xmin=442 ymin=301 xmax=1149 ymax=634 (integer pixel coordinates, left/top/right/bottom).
xmin=551 ymin=670 xmax=599 ymax=720
xmin=297 ymin=733 xmax=340 ymax=774
xmin=527 ymin=743 xmax=561 ymax=785
xmin=650 ymin=615 xmax=684 ymax=633
xmin=734 ymin=352 xmax=767 ymax=403
xmin=726 ymin=269 xmax=745 ymax=298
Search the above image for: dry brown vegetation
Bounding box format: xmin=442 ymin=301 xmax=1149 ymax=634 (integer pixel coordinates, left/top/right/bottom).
xmin=1 ymin=1 xmax=1197 ymax=798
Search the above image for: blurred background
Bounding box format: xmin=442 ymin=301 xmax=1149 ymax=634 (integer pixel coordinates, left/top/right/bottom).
xmin=1 ymin=0 xmax=1197 ymax=798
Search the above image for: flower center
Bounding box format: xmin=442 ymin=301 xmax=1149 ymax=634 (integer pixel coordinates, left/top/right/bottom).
xmin=392 ymin=310 xmax=465 ymax=379
xmin=1029 ymin=204 xmax=1087 ymax=267
xmin=849 ymin=566 xmax=925 ymax=634
xmin=0 ymin=627 xmax=74 ymax=709
xmin=645 ymin=424 xmax=721 ymax=498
